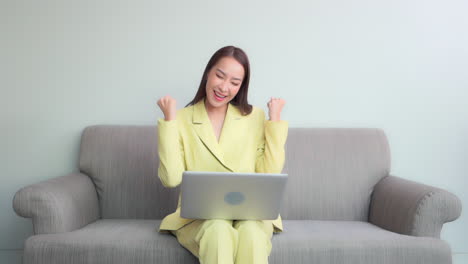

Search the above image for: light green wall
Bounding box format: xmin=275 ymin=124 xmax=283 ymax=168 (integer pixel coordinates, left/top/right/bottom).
xmin=2 ymin=0 xmax=467 ymax=262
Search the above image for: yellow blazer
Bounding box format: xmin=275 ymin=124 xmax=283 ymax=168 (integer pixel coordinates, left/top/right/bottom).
xmin=157 ymin=99 xmax=288 ymax=233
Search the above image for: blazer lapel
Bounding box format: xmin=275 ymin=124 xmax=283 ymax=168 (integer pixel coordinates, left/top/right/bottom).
xmin=192 ymin=99 xmax=242 ymax=172
xmin=217 ymin=102 xmax=244 ymax=152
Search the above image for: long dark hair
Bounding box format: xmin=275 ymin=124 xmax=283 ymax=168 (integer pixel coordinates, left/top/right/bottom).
xmin=185 ymin=45 xmax=252 ymax=115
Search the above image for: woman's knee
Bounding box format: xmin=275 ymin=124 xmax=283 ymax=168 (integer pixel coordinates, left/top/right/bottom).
xmin=195 ymin=219 xmax=236 ymax=242
xmin=235 ymin=220 xmax=260 ymax=232
xmin=235 ymin=220 xmax=272 ymax=239
xmin=203 ymin=219 xmax=233 ymax=230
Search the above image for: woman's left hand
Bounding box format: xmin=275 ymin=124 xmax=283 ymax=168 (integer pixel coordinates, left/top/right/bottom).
xmin=267 ymin=97 xmax=286 ymax=121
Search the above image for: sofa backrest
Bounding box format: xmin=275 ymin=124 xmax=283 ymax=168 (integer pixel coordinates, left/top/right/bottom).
xmin=281 ymin=128 xmax=390 ymax=221
xmin=79 ymin=125 xmax=390 ymax=221
xmin=79 ymin=125 xmax=176 ymax=220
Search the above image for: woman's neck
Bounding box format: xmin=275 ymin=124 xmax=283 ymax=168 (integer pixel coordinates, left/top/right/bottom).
xmin=205 ymin=99 xmax=228 ymax=118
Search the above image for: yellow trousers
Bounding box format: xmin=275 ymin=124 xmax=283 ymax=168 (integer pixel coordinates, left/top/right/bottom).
xmin=170 ymin=219 xmax=274 ymax=264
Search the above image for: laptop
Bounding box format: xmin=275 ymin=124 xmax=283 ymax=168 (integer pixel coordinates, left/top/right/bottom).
xmin=180 ymin=171 xmax=288 ymax=220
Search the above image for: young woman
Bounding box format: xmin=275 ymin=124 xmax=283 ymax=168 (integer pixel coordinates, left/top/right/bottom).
xmin=156 ymin=45 xmax=288 ymax=264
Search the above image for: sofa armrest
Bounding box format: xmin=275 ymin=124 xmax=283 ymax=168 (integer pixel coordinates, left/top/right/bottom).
xmin=12 ymin=172 xmax=100 ymax=235
xmin=369 ymin=175 xmax=462 ymax=238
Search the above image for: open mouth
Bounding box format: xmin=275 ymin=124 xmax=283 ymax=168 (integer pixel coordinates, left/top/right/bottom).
xmin=214 ymin=90 xmax=227 ymax=101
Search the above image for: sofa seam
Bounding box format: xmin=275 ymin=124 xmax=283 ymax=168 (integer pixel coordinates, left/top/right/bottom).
xmin=410 ymin=190 xmax=437 ymax=236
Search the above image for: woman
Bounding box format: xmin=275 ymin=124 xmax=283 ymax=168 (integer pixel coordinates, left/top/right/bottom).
xmin=156 ymin=45 xmax=288 ymax=264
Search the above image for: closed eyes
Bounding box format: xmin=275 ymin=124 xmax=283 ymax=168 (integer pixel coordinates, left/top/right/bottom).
xmin=216 ymin=74 xmax=240 ymax=86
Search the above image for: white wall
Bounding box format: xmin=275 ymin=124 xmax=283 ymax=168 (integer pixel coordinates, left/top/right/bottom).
xmin=1 ymin=0 xmax=467 ymax=262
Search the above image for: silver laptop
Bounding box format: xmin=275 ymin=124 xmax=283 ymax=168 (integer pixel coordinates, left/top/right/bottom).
xmin=180 ymin=171 xmax=288 ymax=220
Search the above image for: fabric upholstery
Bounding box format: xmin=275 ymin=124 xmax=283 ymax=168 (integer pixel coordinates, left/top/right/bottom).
xmin=369 ymin=175 xmax=462 ymax=238
xmin=272 ymin=220 xmax=452 ymax=264
xmin=12 ymin=172 xmax=99 ymax=235
xmin=22 ymin=219 xmax=452 ymax=264
xmin=280 ymin=128 xmax=391 ymax=220
xmin=78 ymin=125 xmax=180 ymax=219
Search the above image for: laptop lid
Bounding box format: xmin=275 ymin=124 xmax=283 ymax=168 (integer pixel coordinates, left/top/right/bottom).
xmin=180 ymin=171 xmax=288 ymax=220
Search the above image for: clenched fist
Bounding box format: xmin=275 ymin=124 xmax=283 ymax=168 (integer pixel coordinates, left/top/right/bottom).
xmin=157 ymin=95 xmax=177 ymax=121
xmin=267 ymin=97 xmax=286 ymax=121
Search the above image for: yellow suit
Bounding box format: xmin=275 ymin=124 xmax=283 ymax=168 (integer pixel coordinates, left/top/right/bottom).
xmin=157 ymin=99 xmax=288 ymax=234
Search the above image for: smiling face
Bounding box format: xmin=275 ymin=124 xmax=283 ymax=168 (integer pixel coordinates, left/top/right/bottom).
xmin=205 ymin=56 xmax=245 ymax=110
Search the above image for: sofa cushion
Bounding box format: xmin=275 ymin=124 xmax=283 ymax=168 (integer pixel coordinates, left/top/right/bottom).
xmin=24 ymin=220 xmax=197 ymax=263
xmin=273 ymin=220 xmax=452 ymax=263
xmin=24 ymin=220 xmax=451 ymax=264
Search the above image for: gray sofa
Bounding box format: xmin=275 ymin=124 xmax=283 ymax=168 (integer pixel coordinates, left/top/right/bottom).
xmin=13 ymin=125 xmax=462 ymax=264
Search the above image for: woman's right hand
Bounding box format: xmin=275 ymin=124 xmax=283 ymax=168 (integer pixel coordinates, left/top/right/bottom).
xmin=157 ymin=95 xmax=177 ymax=121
